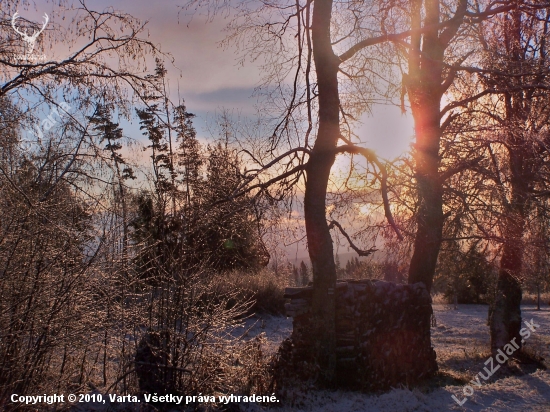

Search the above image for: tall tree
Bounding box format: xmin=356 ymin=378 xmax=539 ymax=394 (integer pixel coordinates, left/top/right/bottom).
xmin=88 ymin=105 xmax=134 ymax=270
xmin=471 ymin=4 xmax=550 ymax=353
xmin=174 ymin=103 xmax=202 ymax=212
xmin=198 ymin=140 xmax=270 ymax=270
xmin=404 ymin=0 xmax=468 ymax=291
xmin=185 ymin=0 xmax=526 ymax=378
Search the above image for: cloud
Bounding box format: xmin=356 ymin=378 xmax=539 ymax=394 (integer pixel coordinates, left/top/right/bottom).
xmin=185 ymin=87 xmax=258 ymax=114
xmin=88 ymin=0 xmax=261 ymax=94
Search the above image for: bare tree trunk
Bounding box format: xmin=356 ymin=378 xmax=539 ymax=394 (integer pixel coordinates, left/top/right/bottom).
xmin=406 ymin=107 xmax=444 ymax=292
xmin=406 ymin=0 xmax=447 ymax=292
xmin=118 ymin=179 xmax=129 ymax=272
xmin=303 ymin=0 xmax=340 ymax=379
xmin=488 ymin=7 xmax=533 ymax=355
xmin=490 ymin=154 xmax=526 ymax=353
xmin=490 ymin=232 xmax=524 ymax=353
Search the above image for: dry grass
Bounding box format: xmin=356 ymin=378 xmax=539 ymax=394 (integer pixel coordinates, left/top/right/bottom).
xmin=221 ymin=268 xmax=287 ymax=315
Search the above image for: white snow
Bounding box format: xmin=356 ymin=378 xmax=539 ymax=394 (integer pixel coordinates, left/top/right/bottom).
xmin=247 ymin=304 xmax=550 ymax=411
xmin=74 ymin=305 xmax=550 ymax=411
xmin=237 ymin=314 xmax=293 ymax=354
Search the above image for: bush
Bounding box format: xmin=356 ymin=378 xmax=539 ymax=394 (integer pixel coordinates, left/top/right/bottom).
xmin=130 ymin=271 xmax=272 ymax=405
xmin=221 ymin=269 xmax=287 ymax=315
xmin=436 ymin=243 xmax=496 ymax=304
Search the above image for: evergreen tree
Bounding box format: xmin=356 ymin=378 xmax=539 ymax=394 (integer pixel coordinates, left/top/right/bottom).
xmin=292 ymin=264 xmax=300 ymax=286
xmin=194 ymin=141 xmax=269 ymax=270
xmin=173 ymin=102 xmax=203 ymax=227
xmin=88 ymin=105 xmax=134 ymax=270
xmin=137 ymin=104 xmax=172 ymax=199
xmin=334 ymin=254 xmax=346 ymax=279
xmin=132 ymin=103 xmax=270 ymax=275
xmin=300 ymin=261 xmax=309 ymax=286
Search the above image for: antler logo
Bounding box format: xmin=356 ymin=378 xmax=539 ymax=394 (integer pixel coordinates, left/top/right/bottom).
xmin=11 ymin=12 xmax=49 ymax=58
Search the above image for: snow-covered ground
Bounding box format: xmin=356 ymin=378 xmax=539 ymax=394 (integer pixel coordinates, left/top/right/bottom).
xmin=242 ymin=304 xmax=550 ymax=411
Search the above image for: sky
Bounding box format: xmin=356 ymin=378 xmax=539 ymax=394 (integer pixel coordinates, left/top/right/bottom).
xmin=9 ymin=0 xmax=416 ymax=260
xmin=14 ymin=0 xmax=415 ymax=161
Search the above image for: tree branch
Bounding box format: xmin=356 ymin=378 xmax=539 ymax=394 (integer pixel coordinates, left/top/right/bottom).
xmin=328 ymin=220 xmax=377 ymax=256
xmin=438 ymin=155 xmax=484 ymax=183
xmin=335 ymin=144 xmax=404 ymax=240
xmin=338 ymin=2 xmax=516 ymax=63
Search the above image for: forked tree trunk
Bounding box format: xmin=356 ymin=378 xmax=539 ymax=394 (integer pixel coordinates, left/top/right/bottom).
xmin=406 ymin=0 xmax=448 ymax=292
xmin=304 ymin=0 xmax=340 ymax=379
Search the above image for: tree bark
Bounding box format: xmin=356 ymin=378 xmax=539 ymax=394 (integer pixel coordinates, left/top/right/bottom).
xmin=490 ymin=187 xmax=525 ymax=353
xmin=406 ymin=0 xmax=446 ymax=292
xmin=407 ymin=97 xmax=444 ymax=292
xmin=490 ymin=142 xmax=527 ymax=353
xmin=303 ymin=0 xmax=340 ymax=379
xmin=488 ymin=6 xmax=533 ymax=355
